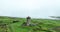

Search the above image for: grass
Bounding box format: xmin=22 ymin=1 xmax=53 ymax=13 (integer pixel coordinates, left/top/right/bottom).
xmin=0 ymin=16 xmax=60 ymax=32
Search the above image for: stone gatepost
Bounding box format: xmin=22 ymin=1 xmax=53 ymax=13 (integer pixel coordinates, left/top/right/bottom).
xmin=26 ymin=16 xmax=31 ymax=26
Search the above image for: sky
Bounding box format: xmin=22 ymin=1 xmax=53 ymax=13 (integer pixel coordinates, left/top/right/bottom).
xmin=0 ymin=0 xmax=60 ymax=18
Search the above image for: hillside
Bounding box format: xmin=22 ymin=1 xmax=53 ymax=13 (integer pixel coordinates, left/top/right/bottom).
xmin=0 ymin=16 xmax=60 ymax=32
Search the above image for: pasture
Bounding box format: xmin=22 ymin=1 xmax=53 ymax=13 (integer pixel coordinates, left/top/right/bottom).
xmin=0 ymin=16 xmax=60 ymax=32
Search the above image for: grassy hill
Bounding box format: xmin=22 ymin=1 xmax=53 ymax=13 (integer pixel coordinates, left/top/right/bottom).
xmin=0 ymin=16 xmax=60 ymax=32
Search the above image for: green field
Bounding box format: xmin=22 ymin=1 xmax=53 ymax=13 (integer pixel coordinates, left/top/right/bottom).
xmin=0 ymin=16 xmax=60 ymax=32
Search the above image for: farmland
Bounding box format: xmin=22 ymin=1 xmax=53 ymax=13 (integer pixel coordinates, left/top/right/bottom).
xmin=0 ymin=16 xmax=60 ymax=32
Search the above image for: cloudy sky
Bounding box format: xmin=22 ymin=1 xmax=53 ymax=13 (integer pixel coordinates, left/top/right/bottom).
xmin=0 ymin=0 xmax=60 ymax=18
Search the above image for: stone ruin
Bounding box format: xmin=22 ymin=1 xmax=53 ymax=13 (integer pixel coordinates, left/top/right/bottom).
xmin=26 ymin=16 xmax=31 ymax=26
xmin=22 ymin=16 xmax=31 ymax=26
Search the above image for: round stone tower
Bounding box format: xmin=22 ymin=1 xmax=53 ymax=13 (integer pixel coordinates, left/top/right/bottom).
xmin=26 ymin=16 xmax=31 ymax=26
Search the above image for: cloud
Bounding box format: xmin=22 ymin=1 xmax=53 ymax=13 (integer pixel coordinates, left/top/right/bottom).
xmin=0 ymin=0 xmax=60 ymax=18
